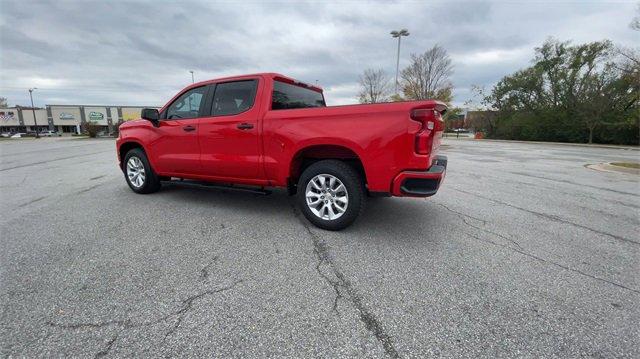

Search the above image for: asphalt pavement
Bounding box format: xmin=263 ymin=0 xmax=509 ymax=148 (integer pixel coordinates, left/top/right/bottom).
xmin=1 ymin=137 xmax=638 ymax=358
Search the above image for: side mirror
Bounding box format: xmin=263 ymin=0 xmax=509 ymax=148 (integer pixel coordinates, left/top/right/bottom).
xmin=141 ymin=108 xmax=159 ymax=127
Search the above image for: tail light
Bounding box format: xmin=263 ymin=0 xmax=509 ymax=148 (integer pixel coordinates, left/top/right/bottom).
xmin=411 ymin=108 xmax=444 ymax=155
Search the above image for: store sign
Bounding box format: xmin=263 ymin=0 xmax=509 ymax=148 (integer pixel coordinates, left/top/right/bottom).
xmin=0 ymin=111 xmax=15 ymax=121
xmin=123 ymin=109 xmax=142 ymax=121
xmin=59 ymin=112 xmax=75 ymax=120
xmin=88 ymin=111 xmax=104 ymax=121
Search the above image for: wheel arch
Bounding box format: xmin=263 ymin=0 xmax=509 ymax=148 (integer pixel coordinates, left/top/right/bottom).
xmin=118 ymin=141 xmax=148 ymax=172
xmin=288 ymin=144 xmax=367 ymax=194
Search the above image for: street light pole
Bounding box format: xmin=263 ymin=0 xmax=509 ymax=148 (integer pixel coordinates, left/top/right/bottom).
xmin=29 ymin=88 xmax=39 ymax=138
xmin=189 ymin=70 xmax=195 ymax=84
xmin=390 ymin=29 xmax=410 ymax=95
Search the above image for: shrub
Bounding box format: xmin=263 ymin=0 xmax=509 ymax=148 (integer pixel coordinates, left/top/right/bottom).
xmin=112 ymin=119 xmax=125 ymax=137
xmin=81 ymin=121 xmax=101 ymax=138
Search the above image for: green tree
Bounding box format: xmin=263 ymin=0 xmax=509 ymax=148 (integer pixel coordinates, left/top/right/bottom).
xmin=389 ymin=94 xmax=405 ymax=102
xmin=443 ymin=106 xmax=464 ymax=132
xmin=464 ymin=85 xmax=500 ymax=135
xmin=486 ymin=39 xmax=638 ymax=144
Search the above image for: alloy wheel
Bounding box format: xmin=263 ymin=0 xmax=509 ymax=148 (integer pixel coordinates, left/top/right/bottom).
xmin=305 ymin=174 xmax=349 ymax=220
xmin=126 ymin=156 xmax=146 ymax=188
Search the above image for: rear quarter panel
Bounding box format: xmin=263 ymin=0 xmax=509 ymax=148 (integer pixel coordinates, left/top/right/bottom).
xmin=263 ymin=102 xmax=433 ymax=192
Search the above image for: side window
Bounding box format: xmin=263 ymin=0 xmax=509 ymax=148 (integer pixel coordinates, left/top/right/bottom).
xmin=212 ymin=80 xmax=257 ymax=116
xmin=166 ymin=86 xmax=206 ymax=119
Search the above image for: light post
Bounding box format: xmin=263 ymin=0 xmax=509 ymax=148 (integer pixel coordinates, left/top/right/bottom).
xmin=390 ymin=29 xmax=409 ymax=95
xmin=28 ymin=88 xmax=39 ymax=138
xmin=189 ymin=70 xmax=195 ymax=84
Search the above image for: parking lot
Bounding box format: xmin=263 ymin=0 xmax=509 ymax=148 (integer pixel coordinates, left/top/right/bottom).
xmin=1 ymin=137 xmax=638 ymax=357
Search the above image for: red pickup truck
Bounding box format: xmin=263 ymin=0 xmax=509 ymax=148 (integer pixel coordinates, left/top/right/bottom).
xmin=116 ymin=73 xmax=447 ymax=230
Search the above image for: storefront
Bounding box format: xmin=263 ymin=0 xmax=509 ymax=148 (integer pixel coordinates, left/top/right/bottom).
xmin=0 ymin=107 xmax=48 ymax=134
xmin=0 ymin=104 xmax=157 ymax=135
xmin=50 ymin=106 xmax=82 ymax=134
xmin=0 ymin=109 xmax=20 ymax=133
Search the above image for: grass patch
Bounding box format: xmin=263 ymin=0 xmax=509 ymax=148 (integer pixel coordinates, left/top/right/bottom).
xmin=611 ymin=162 xmax=640 ymax=169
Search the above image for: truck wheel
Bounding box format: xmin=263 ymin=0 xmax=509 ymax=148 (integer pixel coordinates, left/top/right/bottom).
xmin=124 ymin=148 xmax=161 ymax=194
xmin=297 ymin=160 xmax=365 ymax=230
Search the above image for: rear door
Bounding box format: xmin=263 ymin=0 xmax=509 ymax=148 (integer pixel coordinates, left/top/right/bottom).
xmin=198 ymin=79 xmax=262 ymax=179
xmin=149 ymin=85 xmax=209 ymax=175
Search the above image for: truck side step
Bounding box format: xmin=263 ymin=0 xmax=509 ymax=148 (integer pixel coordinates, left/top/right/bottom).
xmin=163 ymin=179 xmax=272 ymax=196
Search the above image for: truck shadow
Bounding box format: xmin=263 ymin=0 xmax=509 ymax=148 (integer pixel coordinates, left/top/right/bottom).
xmin=157 ymin=182 xmax=440 ymax=241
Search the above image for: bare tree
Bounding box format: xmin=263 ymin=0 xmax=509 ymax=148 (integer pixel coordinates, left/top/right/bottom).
xmin=618 ymin=5 xmax=640 ymax=75
xmin=401 ymin=44 xmax=454 ymax=102
xmin=358 ymin=68 xmax=391 ymax=103
xmin=0 ymin=97 xmax=7 ymax=107
xmin=615 ymin=46 xmax=640 ymax=76
xmin=631 ymin=3 xmax=640 ymax=31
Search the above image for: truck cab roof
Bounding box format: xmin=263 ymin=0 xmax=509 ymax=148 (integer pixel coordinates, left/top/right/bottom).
xmin=190 ymin=73 xmax=323 ymax=93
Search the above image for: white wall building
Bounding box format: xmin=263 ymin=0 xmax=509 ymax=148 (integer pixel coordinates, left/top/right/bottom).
xmin=0 ymin=104 xmax=156 ymax=135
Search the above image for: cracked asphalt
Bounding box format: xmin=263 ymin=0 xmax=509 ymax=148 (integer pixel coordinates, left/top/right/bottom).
xmin=1 ymin=137 xmax=638 ymax=358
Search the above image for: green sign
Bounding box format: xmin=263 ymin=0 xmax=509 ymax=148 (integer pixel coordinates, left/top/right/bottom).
xmin=89 ymin=111 xmax=104 ymax=121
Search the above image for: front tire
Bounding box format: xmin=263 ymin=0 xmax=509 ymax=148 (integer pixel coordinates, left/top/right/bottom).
xmin=124 ymin=148 xmax=161 ymax=194
xmin=297 ymin=160 xmax=365 ymax=230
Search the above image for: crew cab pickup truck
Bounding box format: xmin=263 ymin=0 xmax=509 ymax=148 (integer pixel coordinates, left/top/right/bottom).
xmin=116 ymin=73 xmax=447 ymax=230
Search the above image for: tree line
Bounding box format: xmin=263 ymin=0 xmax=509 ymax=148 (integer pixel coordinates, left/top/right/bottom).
xmin=358 ymin=14 xmax=639 ymax=145
xmin=467 ymin=39 xmax=639 ymax=145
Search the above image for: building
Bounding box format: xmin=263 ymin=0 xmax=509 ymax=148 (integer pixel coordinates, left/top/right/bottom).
xmin=465 ymin=110 xmax=498 ymax=132
xmin=446 ymin=113 xmax=466 ymax=131
xmin=0 ymin=104 xmax=157 ymax=135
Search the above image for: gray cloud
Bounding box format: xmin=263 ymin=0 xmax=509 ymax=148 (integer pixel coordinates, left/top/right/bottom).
xmin=0 ymin=0 xmax=637 ymax=107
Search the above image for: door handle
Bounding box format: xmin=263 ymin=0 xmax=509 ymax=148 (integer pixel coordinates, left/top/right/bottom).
xmin=183 ymin=125 xmax=196 ymax=132
xmin=237 ymin=123 xmax=254 ymax=130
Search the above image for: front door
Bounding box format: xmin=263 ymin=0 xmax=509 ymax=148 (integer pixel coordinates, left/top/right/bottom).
xmin=198 ymin=79 xmax=262 ymax=179
xmin=149 ymin=85 xmax=208 ymax=175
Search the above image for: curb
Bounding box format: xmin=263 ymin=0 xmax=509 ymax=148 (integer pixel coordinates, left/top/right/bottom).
xmin=443 ymin=137 xmax=639 ymax=151
xmin=586 ymin=163 xmax=640 ymax=175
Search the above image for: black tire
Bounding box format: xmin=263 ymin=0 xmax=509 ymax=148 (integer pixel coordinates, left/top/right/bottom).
xmin=123 ymin=148 xmax=161 ymax=194
xmin=297 ymin=160 xmax=365 ymax=230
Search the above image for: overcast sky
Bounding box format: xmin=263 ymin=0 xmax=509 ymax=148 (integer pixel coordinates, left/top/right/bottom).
xmin=1 ymin=0 xmax=638 ymax=108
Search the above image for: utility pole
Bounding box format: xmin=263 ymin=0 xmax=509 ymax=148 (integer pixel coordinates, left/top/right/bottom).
xmin=189 ymin=70 xmax=195 ymax=84
xmin=29 ymin=88 xmax=39 ymax=138
xmin=390 ymin=29 xmax=409 ymax=95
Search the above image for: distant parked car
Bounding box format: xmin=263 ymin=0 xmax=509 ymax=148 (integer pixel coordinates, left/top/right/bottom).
xmin=39 ymin=130 xmax=61 ymax=137
xmin=10 ymin=133 xmax=25 ymax=138
xmin=1 ymin=132 xmax=12 ymax=138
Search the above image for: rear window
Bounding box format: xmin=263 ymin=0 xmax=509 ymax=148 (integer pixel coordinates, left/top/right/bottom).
xmin=272 ymin=80 xmax=325 ymax=110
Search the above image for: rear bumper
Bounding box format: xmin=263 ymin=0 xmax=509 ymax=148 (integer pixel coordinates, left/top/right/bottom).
xmin=391 ymin=155 xmax=447 ymax=197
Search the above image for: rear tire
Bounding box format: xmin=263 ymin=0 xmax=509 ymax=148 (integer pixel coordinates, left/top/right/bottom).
xmin=124 ymin=148 xmax=161 ymax=194
xmin=297 ymin=160 xmax=365 ymax=230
